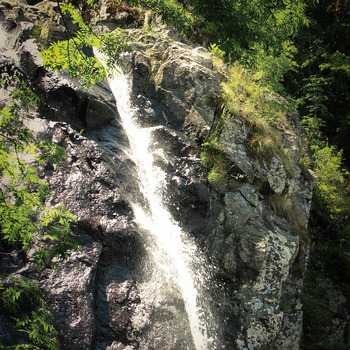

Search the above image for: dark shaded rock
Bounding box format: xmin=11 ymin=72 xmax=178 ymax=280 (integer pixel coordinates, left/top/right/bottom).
xmin=134 ymin=51 xmax=151 ymax=77
xmin=80 ymin=82 xmax=120 ymax=131
xmin=95 ymin=265 xmax=139 ymax=345
xmin=38 ymin=239 xmax=102 ymax=349
xmin=133 ymin=94 xmax=171 ymax=127
xmin=36 ymin=75 xmax=119 ymax=131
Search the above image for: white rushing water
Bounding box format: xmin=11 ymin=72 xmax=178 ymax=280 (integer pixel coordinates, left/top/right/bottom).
xmin=106 ymin=68 xmax=211 ymax=349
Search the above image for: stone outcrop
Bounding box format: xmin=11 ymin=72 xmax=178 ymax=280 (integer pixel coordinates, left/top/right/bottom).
xmin=1 ymin=1 xmax=342 ymax=349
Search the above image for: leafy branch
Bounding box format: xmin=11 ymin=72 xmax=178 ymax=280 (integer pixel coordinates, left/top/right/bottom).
xmin=40 ymin=0 xmax=131 ymax=89
xmin=0 ymin=278 xmax=59 ymax=350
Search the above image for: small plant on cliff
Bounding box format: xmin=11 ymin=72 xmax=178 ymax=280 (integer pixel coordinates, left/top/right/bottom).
xmin=0 ymin=63 xmax=78 ymax=348
xmin=200 ymin=140 xmax=228 ymax=188
xmin=200 ymin=133 xmax=246 ymax=190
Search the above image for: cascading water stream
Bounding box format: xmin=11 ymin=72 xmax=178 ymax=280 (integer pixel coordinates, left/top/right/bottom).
xmin=91 ymin=46 xmax=220 ymax=348
xmin=108 ymin=71 xmax=211 ymax=350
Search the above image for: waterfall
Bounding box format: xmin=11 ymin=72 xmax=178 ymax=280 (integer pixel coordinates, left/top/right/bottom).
xmin=108 ymin=71 xmax=212 ymax=350
xmin=94 ymin=48 xmax=219 ymax=349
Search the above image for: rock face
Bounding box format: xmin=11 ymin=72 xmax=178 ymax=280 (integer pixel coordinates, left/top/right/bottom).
xmin=0 ymin=1 xmax=324 ymax=349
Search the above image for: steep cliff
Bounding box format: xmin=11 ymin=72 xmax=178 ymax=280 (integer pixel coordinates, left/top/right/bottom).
xmin=0 ymin=1 xmax=317 ymax=349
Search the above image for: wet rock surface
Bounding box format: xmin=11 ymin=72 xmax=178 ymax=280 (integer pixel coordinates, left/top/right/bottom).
xmin=1 ymin=1 xmax=343 ymax=349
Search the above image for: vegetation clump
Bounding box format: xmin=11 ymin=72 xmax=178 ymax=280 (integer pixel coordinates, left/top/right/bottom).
xmin=200 ymin=137 xmax=246 ymax=190
xmin=199 ymin=51 xmax=297 ymax=189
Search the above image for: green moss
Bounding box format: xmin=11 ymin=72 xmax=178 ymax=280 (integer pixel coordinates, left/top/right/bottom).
xmin=279 ymin=297 xmax=292 ymax=313
xmin=30 ymin=24 xmax=42 ymax=39
xmin=200 ymin=52 xmax=304 ymax=191
xmin=200 ymin=138 xmax=247 ymax=190
xmin=209 ymin=59 xmax=297 ymax=174
xmin=224 ymin=223 xmax=235 ymax=235
xmin=200 ymin=140 xmax=228 ymax=189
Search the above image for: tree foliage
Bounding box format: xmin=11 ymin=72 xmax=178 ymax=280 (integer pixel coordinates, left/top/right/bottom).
xmin=277 ymin=1 xmax=350 ymax=345
xmin=186 ymin=0 xmax=312 ymax=92
xmin=0 ymin=64 xmax=78 ymax=348
xmin=40 ymin=1 xmax=131 ymax=89
xmin=285 ymin=0 xmax=350 ymax=162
